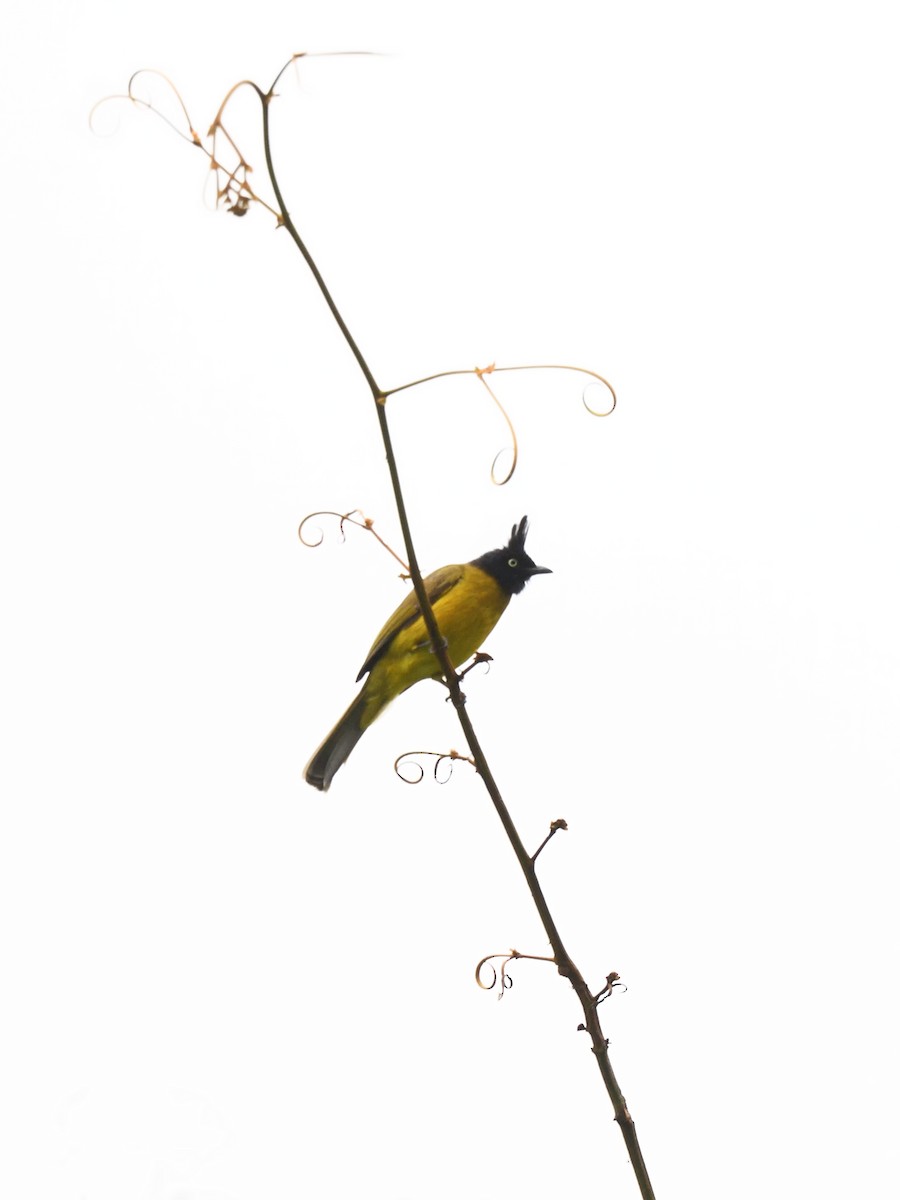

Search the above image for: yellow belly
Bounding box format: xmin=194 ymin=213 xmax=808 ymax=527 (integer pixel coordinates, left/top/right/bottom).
xmin=361 ymin=567 xmax=509 ymax=728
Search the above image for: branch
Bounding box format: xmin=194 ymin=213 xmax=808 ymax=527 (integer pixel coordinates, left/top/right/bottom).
xmin=104 ymin=54 xmax=655 ymax=1198
xmin=253 ymin=58 xmax=655 ymax=1199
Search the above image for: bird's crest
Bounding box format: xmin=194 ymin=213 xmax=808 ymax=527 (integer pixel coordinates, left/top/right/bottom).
xmin=508 ymin=515 xmax=530 ymax=554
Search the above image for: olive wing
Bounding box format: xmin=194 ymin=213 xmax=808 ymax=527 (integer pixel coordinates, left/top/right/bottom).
xmin=356 ymin=563 xmax=465 ymax=681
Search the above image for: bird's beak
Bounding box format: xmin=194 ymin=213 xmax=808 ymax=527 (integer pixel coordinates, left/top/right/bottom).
xmin=526 ymin=565 xmax=552 ymax=576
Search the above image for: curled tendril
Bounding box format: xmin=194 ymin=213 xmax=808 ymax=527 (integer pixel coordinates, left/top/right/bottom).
xmin=381 ymin=362 xmax=615 ymax=486
xmin=93 ymin=54 xmax=386 ymax=222
xmin=473 ymin=364 xmax=519 ymax=486
xmin=89 ymin=69 xmax=201 ymax=145
xmin=582 ymin=375 xmax=617 ymax=417
xmin=91 ymin=69 xmax=279 ymax=222
xmin=455 ymin=651 xmax=493 ymax=683
xmin=593 ymin=972 xmax=627 ymax=1005
xmin=298 ymin=509 xmax=409 ymax=571
xmin=394 ymin=749 xmax=476 ymax=785
xmin=394 ymin=755 xmax=425 ymax=785
xmin=475 ymin=949 xmax=557 ymax=1000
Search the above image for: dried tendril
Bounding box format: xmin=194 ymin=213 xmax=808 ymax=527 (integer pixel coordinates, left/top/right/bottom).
xmin=475 ymin=949 xmax=557 ymax=1000
xmin=394 ymin=748 xmax=476 ymax=785
xmin=381 ymin=363 xmax=616 ymax=486
xmin=298 ymin=509 xmax=409 ymax=572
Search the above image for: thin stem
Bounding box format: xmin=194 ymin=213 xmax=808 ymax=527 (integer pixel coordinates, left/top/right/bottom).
xmin=258 ymin=83 xmax=381 ymax=401
xmin=256 ymin=70 xmax=654 ymax=1199
xmin=450 ymin=704 xmax=655 ymax=1199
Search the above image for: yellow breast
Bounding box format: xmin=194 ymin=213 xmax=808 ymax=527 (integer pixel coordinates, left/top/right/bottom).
xmin=362 ymin=566 xmax=509 ymax=726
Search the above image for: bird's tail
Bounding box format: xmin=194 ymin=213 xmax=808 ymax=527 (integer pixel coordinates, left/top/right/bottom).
xmin=304 ymin=688 xmax=370 ymax=792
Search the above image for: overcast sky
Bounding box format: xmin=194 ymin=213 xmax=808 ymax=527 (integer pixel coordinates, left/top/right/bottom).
xmin=3 ymin=3 xmax=899 ymax=1198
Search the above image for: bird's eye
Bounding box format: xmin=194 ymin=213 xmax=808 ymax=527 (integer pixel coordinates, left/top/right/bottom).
xmin=508 ymin=557 xmax=518 ymax=568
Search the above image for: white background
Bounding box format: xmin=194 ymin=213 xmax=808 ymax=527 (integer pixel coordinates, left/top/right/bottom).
xmin=3 ymin=3 xmax=898 ymax=1198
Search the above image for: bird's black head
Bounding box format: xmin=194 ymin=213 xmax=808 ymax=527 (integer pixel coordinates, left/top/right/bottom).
xmin=471 ymin=515 xmax=552 ymax=596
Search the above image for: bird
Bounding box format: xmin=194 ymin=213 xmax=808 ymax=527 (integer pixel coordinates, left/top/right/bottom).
xmin=304 ymin=515 xmax=551 ymax=791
